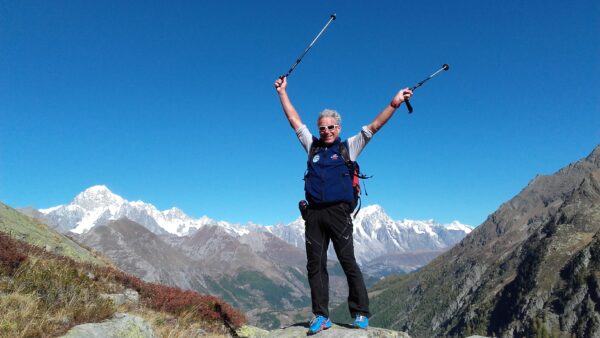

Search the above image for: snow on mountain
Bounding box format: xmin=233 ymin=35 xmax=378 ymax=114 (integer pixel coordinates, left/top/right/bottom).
xmin=39 ymin=185 xmax=227 ymax=236
xmin=263 ymin=217 xmax=306 ymax=248
xmin=259 ymin=205 xmax=472 ymax=265
xmin=39 ymin=185 xmax=472 ymax=265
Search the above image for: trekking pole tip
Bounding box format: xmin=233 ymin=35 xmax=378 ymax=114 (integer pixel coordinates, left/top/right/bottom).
xmin=443 ymin=64 xmax=449 ymax=71
xmin=330 ymin=13 xmax=337 ymax=20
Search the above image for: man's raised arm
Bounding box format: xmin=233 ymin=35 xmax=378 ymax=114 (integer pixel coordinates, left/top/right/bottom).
xmin=275 ymin=76 xmax=303 ymax=130
xmin=367 ymin=88 xmax=413 ymax=134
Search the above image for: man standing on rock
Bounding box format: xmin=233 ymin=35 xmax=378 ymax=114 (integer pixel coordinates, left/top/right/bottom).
xmin=274 ymin=76 xmax=412 ymax=334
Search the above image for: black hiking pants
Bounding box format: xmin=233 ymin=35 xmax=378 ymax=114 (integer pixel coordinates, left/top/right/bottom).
xmin=304 ymin=203 xmax=370 ymax=318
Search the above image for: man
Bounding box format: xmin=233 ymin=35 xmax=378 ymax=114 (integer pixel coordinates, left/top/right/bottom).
xmin=274 ymin=76 xmax=412 ymax=334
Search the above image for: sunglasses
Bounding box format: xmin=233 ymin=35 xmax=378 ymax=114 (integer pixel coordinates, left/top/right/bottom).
xmin=318 ymin=124 xmax=339 ymax=132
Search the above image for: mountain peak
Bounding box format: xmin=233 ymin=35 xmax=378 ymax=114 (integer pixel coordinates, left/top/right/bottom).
xmin=586 ymin=143 xmax=600 ymax=165
xmin=85 ymin=185 xmax=111 ymax=193
xmin=164 ymin=207 xmax=185 ymax=216
xmin=445 ymin=220 xmax=473 ymax=233
xmin=72 ymin=185 xmax=125 ymax=210
xmin=359 ymin=204 xmax=385 ymax=215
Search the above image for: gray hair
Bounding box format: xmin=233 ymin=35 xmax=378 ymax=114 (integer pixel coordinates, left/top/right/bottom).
xmin=317 ymin=109 xmax=342 ymax=126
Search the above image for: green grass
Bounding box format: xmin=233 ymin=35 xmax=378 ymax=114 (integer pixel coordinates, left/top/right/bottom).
xmin=0 ymin=203 xmax=103 ymax=265
xmin=235 ymin=270 xmax=296 ymax=309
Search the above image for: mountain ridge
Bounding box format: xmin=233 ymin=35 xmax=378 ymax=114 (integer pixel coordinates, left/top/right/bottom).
xmin=31 ymin=188 xmax=471 ymax=268
xmin=347 ymin=144 xmax=600 ymax=337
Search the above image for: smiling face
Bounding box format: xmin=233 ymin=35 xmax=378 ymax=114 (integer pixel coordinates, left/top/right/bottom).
xmin=318 ymin=116 xmax=341 ymax=145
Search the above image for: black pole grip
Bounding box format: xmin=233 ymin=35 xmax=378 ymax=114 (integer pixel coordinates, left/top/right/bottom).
xmin=405 ymin=99 xmax=414 ymax=113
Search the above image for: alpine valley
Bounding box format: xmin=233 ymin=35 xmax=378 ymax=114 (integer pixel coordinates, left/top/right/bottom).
xmin=21 ymin=186 xmax=471 ymax=328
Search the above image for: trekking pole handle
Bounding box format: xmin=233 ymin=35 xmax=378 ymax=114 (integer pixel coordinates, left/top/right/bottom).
xmin=405 ymin=99 xmax=414 ymax=113
xmin=405 ymin=64 xmax=449 ymax=113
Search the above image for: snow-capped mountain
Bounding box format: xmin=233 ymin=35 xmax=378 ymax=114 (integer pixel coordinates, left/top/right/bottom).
xmin=39 ymin=185 xmax=236 ymax=236
xmin=264 ymin=205 xmax=472 ymax=264
xmin=38 ymin=185 xmax=471 ymax=265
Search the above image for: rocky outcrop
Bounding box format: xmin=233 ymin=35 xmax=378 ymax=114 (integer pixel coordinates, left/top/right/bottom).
xmin=237 ymin=323 xmax=411 ymax=338
xmin=60 ymin=313 xmax=156 ymax=338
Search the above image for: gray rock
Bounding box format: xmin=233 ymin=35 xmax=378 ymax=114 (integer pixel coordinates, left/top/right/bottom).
xmin=99 ymin=289 xmax=140 ymax=306
xmin=237 ymin=325 xmax=270 ymax=338
xmin=237 ymin=323 xmax=411 ymax=338
xmin=60 ymin=313 xmax=156 ymax=338
xmin=123 ymin=289 xmax=140 ymax=303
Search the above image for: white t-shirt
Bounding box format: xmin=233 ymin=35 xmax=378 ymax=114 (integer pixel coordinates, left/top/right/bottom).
xmin=295 ymin=125 xmax=374 ymax=161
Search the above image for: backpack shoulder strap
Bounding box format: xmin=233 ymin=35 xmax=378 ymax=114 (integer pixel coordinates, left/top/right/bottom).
xmin=308 ymin=137 xmax=321 ymax=160
xmin=339 ymin=140 xmax=351 ymax=164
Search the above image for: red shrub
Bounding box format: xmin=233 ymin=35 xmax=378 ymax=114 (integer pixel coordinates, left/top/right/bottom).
xmin=136 ymin=281 xmax=246 ymax=328
xmin=0 ymin=232 xmax=28 ymax=274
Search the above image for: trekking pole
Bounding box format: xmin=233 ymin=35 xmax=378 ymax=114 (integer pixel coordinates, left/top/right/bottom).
xmin=405 ymin=64 xmax=450 ymax=113
xmin=280 ymin=14 xmax=337 ymax=79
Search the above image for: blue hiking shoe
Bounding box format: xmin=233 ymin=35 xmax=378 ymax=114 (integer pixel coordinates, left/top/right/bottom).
xmin=308 ymin=315 xmax=331 ymax=335
xmin=352 ymin=315 xmax=369 ymax=329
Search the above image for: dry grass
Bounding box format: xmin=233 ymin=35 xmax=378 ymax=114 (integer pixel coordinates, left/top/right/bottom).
xmin=0 ymin=253 xmax=115 ymax=337
xmin=0 ymin=231 xmax=246 ymax=337
xmin=118 ymin=304 xmax=231 ymax=338
xmin=0 ymin=293 xmax=41 ymax=336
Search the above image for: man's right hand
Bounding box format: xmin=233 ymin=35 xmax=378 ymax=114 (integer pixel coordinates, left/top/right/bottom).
xmin=274 ymin=76 xmax=287 ymax=94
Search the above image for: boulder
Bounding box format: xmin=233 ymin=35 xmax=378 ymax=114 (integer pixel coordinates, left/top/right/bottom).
xmin=60 ymin=313 xmax=155 ymax=338
xmin=99 ymin=289 xmax=140 ymax=306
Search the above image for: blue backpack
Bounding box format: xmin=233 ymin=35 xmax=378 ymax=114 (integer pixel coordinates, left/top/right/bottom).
xmin=305 ymin=140 xmax=371 ymax=217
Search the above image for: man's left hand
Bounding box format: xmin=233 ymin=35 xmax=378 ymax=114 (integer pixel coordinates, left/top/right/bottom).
xmin=390 ymin=88 xmax=413 ymax=108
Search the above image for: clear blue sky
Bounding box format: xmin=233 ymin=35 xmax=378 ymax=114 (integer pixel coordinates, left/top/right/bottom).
xmin=1 ymin=1 xmax=599 ymax=227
